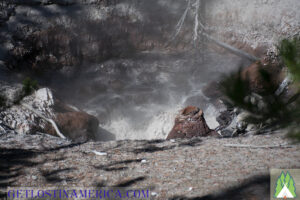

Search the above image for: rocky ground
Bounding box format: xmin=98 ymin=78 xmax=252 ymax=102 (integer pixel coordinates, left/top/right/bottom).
xmin=0 ymin=131 xmax=299 ymax=200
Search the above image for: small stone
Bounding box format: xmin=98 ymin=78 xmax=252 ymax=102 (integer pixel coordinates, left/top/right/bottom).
xmin=0 ymin=126 xmax=5 ymax=134
xmin=11 ymin=120 xmax=16 ymax=129
xmin=188 ymin=187 xmax=193 ymax=191
xmin=62 ymin=180 xmax=67 ymax=186
xmin=32 ymin=175 xmax=37 ymax=180
xmin=141 ymin=159 xmax=147 ymax=163
xmin=236 ymin=122 xmax=247 ymax=131
xmin=250 ymin=96 xmax=256 ymax=104
xmin=233 ymin=108 xmax=240 ymax=114
xmin=246 ymin=124 xmax=256 ymax=132
xmin=151 ymin=192 xmax=158 ymax=196
xmin=91 ymin=151 xmax=107 ymax=156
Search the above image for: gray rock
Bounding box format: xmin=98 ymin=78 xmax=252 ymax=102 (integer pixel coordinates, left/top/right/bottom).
xmin=218 ymin=111 xmax=252 ymax=137
xmin=216 ymin=110 xmax=233 ymax=127
xmin=0 ymin=125 xmax=6 ymax=134
xmin=236 ymin=121 xmax=247 ymax=132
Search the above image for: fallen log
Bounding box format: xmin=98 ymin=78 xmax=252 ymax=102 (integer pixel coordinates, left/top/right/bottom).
xmin=202 ymin=32 xmax=259 ymax=62
xmin=223 ymin=143 xmax=293 ymax=149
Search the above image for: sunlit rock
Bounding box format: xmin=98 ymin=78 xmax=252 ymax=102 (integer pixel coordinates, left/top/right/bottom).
xmin=0 ymin=87 xmax=100 ymax=141
xmin=167 ymin=106 xmax=217 ymax=139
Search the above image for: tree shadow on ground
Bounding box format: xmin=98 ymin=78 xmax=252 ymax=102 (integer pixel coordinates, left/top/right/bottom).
xmin=94 ymin=159 xmax=143 ymax=172
xmin=0 ymin=142 xmax=83 ymax=198
xmin=40 ymin=167 xmax=77 ymax=183
xmin=99 ymin=137 xmax=204 ymax=155
xmin=170 ymin=175 xmax=270 ymax=200
xmin=132 ymin=144 xmax=176 ymax=154
xmin=178 ymin=138 xmax=202 ymax=147
xmin=113 ymin=176 xmax=147 ymax=187
xmin=130 ymin=138 xmax=203 ymax=154
xmin=0 ymin=148 xmax=42 ymax=198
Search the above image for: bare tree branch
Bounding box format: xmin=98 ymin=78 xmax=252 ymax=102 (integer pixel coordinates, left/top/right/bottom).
xmin=169 ymin=0 xmax=259 ymax=62
xmin=201 ymin=32 xmax=259 ymax=61
xmin=193 ymin=0 xmax=200 ymax=45
xmin=170 ymin=0 xmax=191 ymax=42
xmin=223 ymin=143 xmax=293 ymax=149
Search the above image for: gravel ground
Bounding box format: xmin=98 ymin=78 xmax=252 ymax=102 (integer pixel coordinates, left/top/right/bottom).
xmin=0 ymin=132 xmax=299 ymax=200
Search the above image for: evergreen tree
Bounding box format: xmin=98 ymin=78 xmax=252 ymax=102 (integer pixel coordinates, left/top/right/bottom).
xmin=22 ymin=77 xmax=39 ymax=96
xmin=287 ymin=173 xmax=297 ymax=197
xmin=274 ymin=176 xmax=283 ymax=197
xmin=285 ymin=172 xmax=291 ymax=187
xmin=280 ymin=172 xmax=285 ymax=187
xmin=221 ymin=37 xmax=300 ymax=141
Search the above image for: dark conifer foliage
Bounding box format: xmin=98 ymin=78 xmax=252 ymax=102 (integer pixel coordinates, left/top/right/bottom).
xmin=221 ymin=37 xmax=300 ymax=141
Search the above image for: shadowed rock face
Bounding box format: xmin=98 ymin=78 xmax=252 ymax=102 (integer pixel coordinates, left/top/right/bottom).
xmin=167 ymin=106 xmax=216 ymax=139
xmin=1 ymin=0 xmax=193 ymax=71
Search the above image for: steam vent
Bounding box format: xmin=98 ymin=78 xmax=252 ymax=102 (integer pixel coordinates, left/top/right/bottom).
xmin=0 ymin=0 xmax=300 ymax=199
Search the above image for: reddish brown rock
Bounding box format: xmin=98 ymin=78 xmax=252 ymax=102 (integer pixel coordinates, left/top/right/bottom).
xmin=167 ymin=106 xmax=217 ymax=140
xmin=241 ymin=60 xmax=284 ymax=94
xmin=45 ymin=100 xmax=99 ymax=142
xmin=55 ymin=112 xmax=99 ymax=141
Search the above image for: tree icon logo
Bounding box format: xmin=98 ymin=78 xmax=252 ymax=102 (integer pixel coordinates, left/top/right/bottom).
xmin=274 ymin=171 xmax=297 ymax=199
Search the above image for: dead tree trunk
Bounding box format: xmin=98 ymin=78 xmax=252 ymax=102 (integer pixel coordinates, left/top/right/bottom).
xmin=170 ymin=0 xmax=259 ymax=62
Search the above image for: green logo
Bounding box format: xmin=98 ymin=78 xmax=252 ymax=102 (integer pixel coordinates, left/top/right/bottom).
xmin=274 ymin=171 xmax=297 ymax=199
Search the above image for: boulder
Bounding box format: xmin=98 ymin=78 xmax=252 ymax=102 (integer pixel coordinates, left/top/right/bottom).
xmin=241 ymin=60 xmax=284 ymax=94
xmin=166 ymin=106 xmax=217 ymax=139
xmin=44 ymin=103 xmax=99 ymax=142
xmin=0 ymin=87 xmax=100 ymax=141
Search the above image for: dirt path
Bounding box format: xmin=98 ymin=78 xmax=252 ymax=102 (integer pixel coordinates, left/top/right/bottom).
xmin=0 ymin=132 xmax=299 ymax=199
